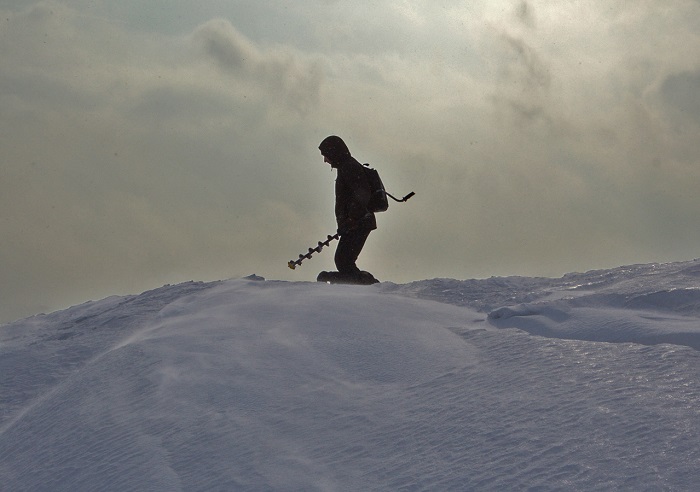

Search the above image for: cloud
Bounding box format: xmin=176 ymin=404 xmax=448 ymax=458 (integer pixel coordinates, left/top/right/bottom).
xmin=514 ymin=0 xmax=536 ymax=28
xmin=194 ymin=19 xmax=259 ymax=72
xmin=491 ymin=30 xmax=554 ymax=129
xmin=3 ymin=0 xmax=700 ymax=323
xmin=0 ymin=3 xmax=325 ymax=322
xmin=660 ymin=69 xmax=700 ymax=125
xmin=192 ymin=19 xmax=323 ymax=113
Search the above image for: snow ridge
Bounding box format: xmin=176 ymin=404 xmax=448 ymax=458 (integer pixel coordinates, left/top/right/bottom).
xmin=2 ymin=262 xmax=700 ymax=490
xmin=384 ymin=259 xmax=700 ymax=350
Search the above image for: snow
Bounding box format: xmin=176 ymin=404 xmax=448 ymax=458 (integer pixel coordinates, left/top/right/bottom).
xmin=2 ymin=262 xmax=700 ymax=491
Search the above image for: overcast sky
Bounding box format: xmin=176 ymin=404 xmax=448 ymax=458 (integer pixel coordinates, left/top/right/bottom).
xmin=2 ymin=0 xmax=700 ymax=323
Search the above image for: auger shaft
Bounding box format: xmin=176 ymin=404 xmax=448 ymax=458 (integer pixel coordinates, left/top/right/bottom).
xmin=288 ymin=233 xmax=339 ymax=269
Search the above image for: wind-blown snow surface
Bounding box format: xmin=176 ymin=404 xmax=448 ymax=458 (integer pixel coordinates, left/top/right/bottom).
xmin=2 ymin=262 xmax=700 ymax=491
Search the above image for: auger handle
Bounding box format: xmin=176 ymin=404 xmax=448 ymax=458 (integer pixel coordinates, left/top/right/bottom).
xmin=387 ymin=191 xmax=415 ymax=203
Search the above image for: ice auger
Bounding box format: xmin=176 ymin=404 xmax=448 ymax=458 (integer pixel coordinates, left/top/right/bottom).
xmin=287 ymin=233 xmax=339 ymax=270
xmin=287 ymin=181 xmax=414 ymax=269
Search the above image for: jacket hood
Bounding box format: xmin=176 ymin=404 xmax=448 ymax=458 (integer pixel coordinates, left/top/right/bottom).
xmin=319 ymin=135 xmax=350 ymax=163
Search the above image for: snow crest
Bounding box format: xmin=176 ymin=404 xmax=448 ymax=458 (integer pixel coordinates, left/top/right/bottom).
xmin=2 ymin=261 xmax=700 ymax=490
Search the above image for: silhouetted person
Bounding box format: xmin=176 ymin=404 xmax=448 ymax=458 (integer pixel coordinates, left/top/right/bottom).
xmin=317 ymin=135 xmax=378 ymax=284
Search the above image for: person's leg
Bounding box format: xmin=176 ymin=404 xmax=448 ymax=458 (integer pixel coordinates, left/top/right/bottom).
xmin=334 ymin=229 xmax=370 ymax=274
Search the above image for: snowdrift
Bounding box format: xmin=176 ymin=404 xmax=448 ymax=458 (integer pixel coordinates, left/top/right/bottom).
xmin=2 ymin=262 xmax=700 ymax=491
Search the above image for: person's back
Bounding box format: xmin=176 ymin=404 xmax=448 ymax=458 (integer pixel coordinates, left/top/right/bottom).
xmin=334 ymin=154 xmax=376 ymax=236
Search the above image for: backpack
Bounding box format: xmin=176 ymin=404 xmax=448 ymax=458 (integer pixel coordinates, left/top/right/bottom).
xmin=363 ymin=164 xmax=389 ymax=213
xmin=362 ymin=163 xmax=415 ymax=213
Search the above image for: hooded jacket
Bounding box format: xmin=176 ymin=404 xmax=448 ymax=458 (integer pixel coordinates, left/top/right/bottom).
xmin=319 ymin=136 xmax=377 ymax=233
